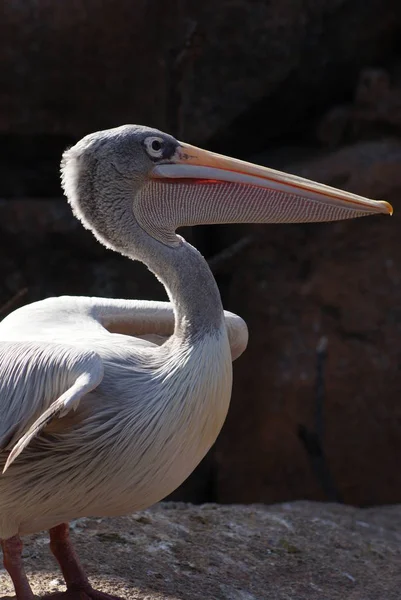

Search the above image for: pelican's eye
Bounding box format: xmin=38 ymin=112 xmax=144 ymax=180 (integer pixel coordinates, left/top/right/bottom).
xmin=144 ymin=136 xmax=165 ymax=159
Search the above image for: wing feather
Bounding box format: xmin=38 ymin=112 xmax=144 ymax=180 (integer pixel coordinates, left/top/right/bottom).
xmin=0 ymin=341 xmax=103 ymax=472
xmin=91 ymin=298 xmax=248 ymax=360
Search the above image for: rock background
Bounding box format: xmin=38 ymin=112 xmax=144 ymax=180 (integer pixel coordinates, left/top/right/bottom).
xmin=1 ymin=2 xmax=401 ymax=507
xmin=2 ymin=1 xmax=401 ymax=146
xmin=1 ymin=502 xmax=400 ymax=599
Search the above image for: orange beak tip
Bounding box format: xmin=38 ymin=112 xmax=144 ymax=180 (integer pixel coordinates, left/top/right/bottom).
xmin=383 ymin=201 xmax=394 ymax=216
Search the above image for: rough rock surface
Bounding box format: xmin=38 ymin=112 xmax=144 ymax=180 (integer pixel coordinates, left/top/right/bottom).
xmin=215 ymin=139 xmax=401 ymax=506
xmin=2 ymin=1 xmax=401 ymax=145
xmin=1 ymin=502 xmax=400 ymax=600
xmin=317 ymin=67 xmax=401 ymax=147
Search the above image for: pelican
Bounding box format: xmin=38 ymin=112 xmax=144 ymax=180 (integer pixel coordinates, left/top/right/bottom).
xmin=0 ymin=125 xmax=392 ymax=599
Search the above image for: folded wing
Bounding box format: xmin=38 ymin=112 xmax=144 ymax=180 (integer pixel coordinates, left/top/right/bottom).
xmin=0 ymin=341 xmax=104 ymax=473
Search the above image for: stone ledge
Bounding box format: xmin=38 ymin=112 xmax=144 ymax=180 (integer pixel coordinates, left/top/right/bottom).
xmin=1 ymin=501 xmax=400 ymax=599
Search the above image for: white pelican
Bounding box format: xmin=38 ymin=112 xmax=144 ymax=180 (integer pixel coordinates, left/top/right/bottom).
xmin=0 ymin=125 xmax=392 ymax=599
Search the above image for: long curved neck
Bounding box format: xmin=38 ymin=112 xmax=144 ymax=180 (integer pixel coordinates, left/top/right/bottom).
xmin=102 ymin=211 xmax=225 ymax=341
xmin=148 ymin=240 xmax=225 ymax=340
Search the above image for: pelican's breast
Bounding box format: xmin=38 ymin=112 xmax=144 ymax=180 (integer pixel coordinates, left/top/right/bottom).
xmin=84 ymin=326 xmax=233 ymax=514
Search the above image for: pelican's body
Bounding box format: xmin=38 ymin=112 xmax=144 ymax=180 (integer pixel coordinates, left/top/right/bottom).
xmin=0 ymin=295 xmax=242 ymax=538
xmin=0 ymin=125 xmax=391 ymax=599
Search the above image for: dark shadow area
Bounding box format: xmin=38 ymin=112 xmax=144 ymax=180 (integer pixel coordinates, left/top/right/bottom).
xmin=0 ymin=135 xmax=75 ymax=197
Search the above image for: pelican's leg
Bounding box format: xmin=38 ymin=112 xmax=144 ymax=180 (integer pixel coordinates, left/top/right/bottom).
xmin=1 ymin=535 xmax=35 ymax=599
xmin=48 ymin=523 xmax=90 ymax=591
xmin=47 ymin=523 xmax=122 ymax=600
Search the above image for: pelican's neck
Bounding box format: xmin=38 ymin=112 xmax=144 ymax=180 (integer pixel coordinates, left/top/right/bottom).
xmin=110 ymin=215 xmax=225 ymax=340
xmin=150 ymin=240 xmax=225 ymax=340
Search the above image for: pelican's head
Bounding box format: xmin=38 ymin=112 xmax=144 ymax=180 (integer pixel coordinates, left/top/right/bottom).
xmin=61 ymin=125 xmax=392 ymax=250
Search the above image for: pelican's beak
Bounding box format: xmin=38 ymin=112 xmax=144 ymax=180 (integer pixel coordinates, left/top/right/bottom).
xmin=152 ymin=142 xmax=392 ymax=222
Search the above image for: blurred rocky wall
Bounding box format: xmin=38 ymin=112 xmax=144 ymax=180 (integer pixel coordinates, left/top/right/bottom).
xmin=1 ymin=2 xmax=401 ymax=506
xmin=2 ymin=0 xmax=401 ymax=146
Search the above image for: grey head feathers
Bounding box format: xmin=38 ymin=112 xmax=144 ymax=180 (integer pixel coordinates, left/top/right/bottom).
xmin=60 ymin=125 xmax=179 ymax=253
